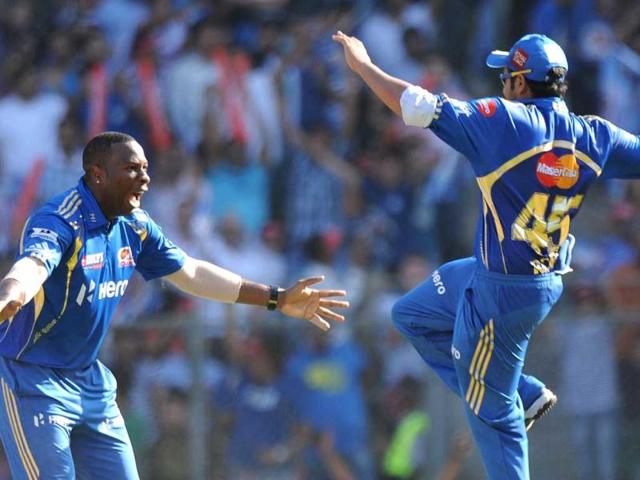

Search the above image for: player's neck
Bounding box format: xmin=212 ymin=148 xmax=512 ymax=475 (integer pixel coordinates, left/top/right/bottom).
xmin=84 ymin=176 xmax=118 ymax=221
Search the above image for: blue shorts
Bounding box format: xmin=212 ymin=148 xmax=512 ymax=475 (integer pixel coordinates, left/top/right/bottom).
xmin=0 ymin=357 xmax=138 ymax=479
xmin=393 ymin=257 xmax=563 ymax=480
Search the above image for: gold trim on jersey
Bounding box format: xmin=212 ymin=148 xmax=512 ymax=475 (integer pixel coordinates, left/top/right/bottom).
xmin=33 ymin=288 xmax=45 ymax=320
xmin=1 ymin=379 xmax=39 ymax=479
xmin=27 ymin=237 xmax=83 ymax=348
xmin=481 ymin=200 xmax=489 ymax=268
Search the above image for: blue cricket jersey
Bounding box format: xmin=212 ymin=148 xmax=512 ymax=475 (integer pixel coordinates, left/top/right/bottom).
xmin=0 ymin=179 xmax=186 ymax=368
xmin=429 ymin=95 xmax=640 ymax=274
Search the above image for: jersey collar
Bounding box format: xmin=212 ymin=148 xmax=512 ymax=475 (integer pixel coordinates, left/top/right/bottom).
xmin=517 ymin=97 xmax=568 ymax=113
xmin=77 ymin=178 xmax=111 ymax=230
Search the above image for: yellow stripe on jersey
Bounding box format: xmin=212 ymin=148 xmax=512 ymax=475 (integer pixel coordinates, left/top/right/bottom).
xmin=33 ymin=288 xmax=45 ymax=320
xmin=482 ymin=200 xmax=489 ymax=268
xmin=15 ymin=287 xmax=48 ymax=359
xmin=26 ymin=236 xmax=83 ymax=349
xmin=1 ymin=379 xmax=39 ymax=479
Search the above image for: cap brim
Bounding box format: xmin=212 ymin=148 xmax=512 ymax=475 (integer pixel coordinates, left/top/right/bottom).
xmin=486 ymin=50 xmax=509 ymax=68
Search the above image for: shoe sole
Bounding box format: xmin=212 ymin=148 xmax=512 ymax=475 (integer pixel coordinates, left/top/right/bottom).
xmin=525 ymin=394 xmax=557 ymax=432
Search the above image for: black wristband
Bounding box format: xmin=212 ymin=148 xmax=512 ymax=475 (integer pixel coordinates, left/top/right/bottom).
xmin=267 ymin=285 xmax=279 ymax=311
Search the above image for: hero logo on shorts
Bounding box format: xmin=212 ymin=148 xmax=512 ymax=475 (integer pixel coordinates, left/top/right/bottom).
xmin=29 ymin=228 xmax=58 ymax=243
xmin=118 ymin=247 xmax=135 ymax=267
xmin=432 ymin=270 xmax=446 ymax=295
xmin=511 ymin=48 xmax=529 ymax=69
xmin=476 ymin=99 xmax=497 ymax=117
xmin=536 ymin=152 xmax=579 ymax=189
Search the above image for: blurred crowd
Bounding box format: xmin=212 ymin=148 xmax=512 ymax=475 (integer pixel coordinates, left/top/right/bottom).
xmin=0 ymin=0 xmax=639 ymax=478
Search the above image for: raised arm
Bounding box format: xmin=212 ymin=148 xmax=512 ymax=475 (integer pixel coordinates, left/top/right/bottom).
xmin=332 ymin=31 xmax=410 ymax=116
xmin=333 ymin=31 xmax=439 ymax=131
xmin=0 ymin=257 xmax=49 ymax=323
xmin=164 ymin=256 xmax=349 ymax=331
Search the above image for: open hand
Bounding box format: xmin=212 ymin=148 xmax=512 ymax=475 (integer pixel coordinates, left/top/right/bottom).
xmin=279 ymin=276 xmax=349 ymax=331
xmin=0 ymin=281 xmax=25 ymax=324
xmin=332 ymin=30 xmax=372 ymax=73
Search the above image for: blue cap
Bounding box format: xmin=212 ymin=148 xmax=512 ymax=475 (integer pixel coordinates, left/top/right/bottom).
xmin=486 ymin=34 xmax=568 ymax=82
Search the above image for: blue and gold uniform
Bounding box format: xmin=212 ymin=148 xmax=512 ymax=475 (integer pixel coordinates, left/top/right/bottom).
xmin=0 ymin=178 xmax=185 ymax=479
xmin=392 ymin=34 xmax=640 ymax=480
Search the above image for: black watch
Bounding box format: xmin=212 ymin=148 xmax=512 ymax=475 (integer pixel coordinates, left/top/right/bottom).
xmin=267 ymin=285 xmax=280 ymax=311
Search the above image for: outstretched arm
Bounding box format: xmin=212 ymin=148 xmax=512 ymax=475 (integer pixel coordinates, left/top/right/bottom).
xmin=332 ymin=31 xmax=410 ymax=116
xmin=164 ymin=256 xmax=349 ymax=331
xmin=333 ymin=31 xmax=438 ymax=129
xmin=0 ymin=257 xmax=49 ymax=323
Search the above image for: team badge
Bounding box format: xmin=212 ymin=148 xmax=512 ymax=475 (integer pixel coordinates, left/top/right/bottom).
xmin=536 ymin=152 xmax=579 ymax=189
xmin=118 ymin=247 xmax=136 ymax=267
xmin=511 ymin=48 xmax=529 ymax=69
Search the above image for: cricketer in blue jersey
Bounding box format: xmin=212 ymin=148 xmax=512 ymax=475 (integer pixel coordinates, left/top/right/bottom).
xmin=0 ymin=131 xmax=349 ymax=479
xmin=334 ymin=31 xmax=640 ymax=479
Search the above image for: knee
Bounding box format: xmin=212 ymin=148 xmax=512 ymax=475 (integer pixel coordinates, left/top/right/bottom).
xmin=470 ymin=395 xmax=525 ymax=433
xmin=391 ymin=297 xmax=412 ymax=333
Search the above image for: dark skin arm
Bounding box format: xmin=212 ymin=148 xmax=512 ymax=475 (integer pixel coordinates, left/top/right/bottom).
xmin=236 ymin=277 xmax=348 ymax=331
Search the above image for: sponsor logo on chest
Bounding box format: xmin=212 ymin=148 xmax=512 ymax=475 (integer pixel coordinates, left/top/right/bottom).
xmin=81 ymin=252 xmax=104 ymax=269
xmin=536 ymin=152 xmax=580 ymax=189
xmin=98 ymin=280 xmax=129 ymax=300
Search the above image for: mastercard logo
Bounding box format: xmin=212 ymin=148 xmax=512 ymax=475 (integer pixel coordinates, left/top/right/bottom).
xmin=536 ymin=152 xmax=579 ymax=189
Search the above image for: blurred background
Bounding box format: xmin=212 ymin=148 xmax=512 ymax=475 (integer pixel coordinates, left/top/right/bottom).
xmin=0 ymin=0 xmax=639 ymax=478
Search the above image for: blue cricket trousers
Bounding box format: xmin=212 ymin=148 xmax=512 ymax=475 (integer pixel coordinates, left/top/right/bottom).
xmin=0 ymin=357 xmax=139 ymax=479
xmin=392 ymin=257 xmax=563 ymax=479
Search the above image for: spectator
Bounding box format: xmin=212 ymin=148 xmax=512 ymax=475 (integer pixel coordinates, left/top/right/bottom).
xmin=556 ymin=284 xmax=620 ymax=480
xmin=0 ymin=64 xmax=68 ymax=187
xmin=37 ymin=115 xmax=85 ymax=204
xmin=165 ymin=18 xmax=226 ymax=151
xmin=207 ymin=138 xmax=270 ymax=236
xmin=286 ymin=328 xmax=374 ymax=479
xmin=215 ymin=329 xmax=300 ymax=480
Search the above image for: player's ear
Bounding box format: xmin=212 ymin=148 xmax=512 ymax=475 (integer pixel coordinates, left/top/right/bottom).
xmin=516 ymin=75 xmax=531 ymax=98
xmin=87 ymin=164 xmax=105 ymax=185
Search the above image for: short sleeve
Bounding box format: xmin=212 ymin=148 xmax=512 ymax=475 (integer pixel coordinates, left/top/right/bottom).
xmin=135 ymin=213 xmax=187 ymax=280
xmin=16 ymin=213 xmax=75 ymax=275
xmin=400 ymin=85 xmax=438 ymax=128
xmin=429 ymin=95 xmax=509 ymax=172
xmin=596 ymin=118 xmax=640 ymax=179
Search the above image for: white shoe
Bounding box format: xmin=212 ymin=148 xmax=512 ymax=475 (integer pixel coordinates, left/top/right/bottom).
xmin=524 ymin=387 xmax=557 ymax=432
